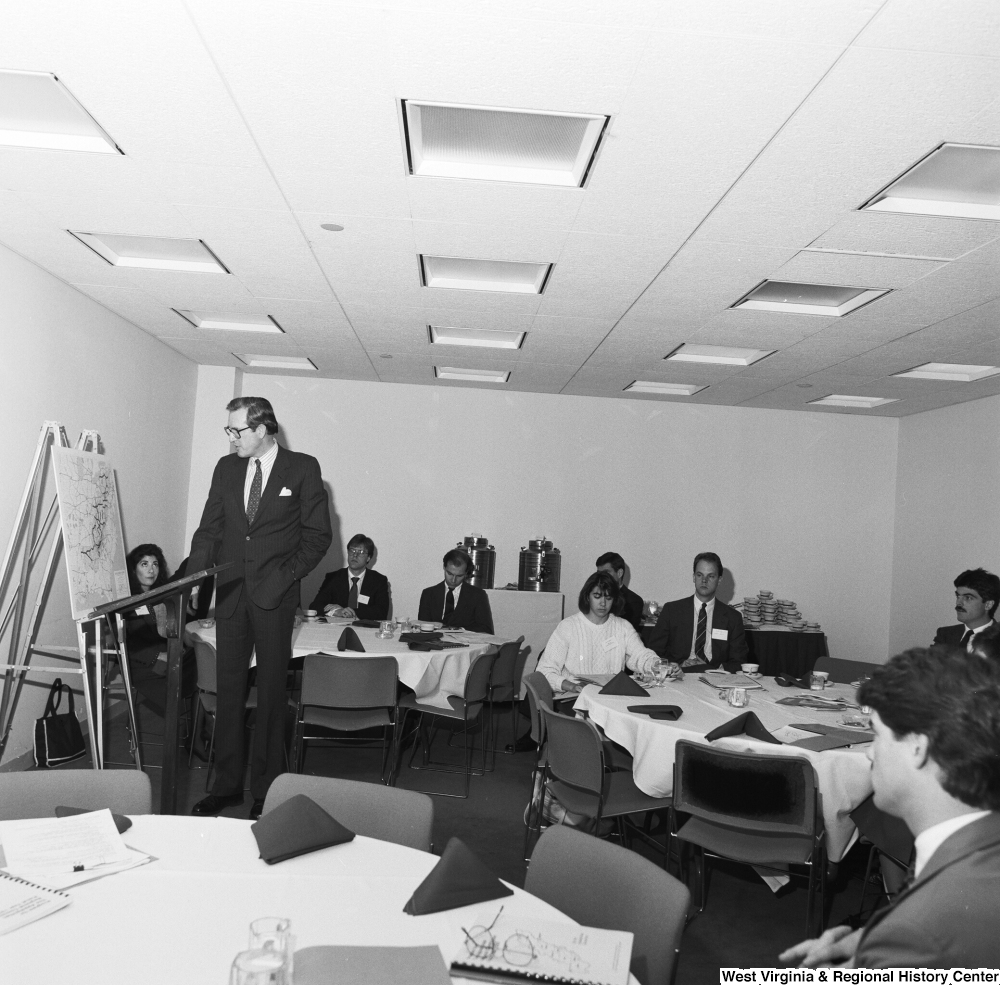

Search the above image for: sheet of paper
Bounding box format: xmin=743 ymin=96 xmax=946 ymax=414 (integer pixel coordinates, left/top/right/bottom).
xmin=13 ymin=846 xmax=154 ymax=890
xmin=0 ymin=872 xmax=70 ymax=936
xmin=771 ymin=724 xmax=816 ymax=744
xmin=0 ymin=809 xmax=132 ymax=875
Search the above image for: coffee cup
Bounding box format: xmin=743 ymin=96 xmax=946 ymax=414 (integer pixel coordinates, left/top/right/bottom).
xmin=810 ymin=671 xmax=829 ymax=690
xmin=741 ymin=663 xmax=759 ymax=675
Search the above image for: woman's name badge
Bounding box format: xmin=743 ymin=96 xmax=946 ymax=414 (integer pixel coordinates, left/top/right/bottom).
xmin=601 ymin=637 xmax=618 ymax=651
xmin=135 ymin=605 xmax=150 ymax=616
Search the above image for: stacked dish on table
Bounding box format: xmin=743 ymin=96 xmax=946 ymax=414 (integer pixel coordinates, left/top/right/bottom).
xmin=739 ymin=591 xmax=821 ymax=632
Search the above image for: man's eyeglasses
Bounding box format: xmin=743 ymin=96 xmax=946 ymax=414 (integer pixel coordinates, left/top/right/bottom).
xmin=347 ymin=549 xmax=369 ymax=558
xmin=224 ymin=425 xmax=256 ymax=440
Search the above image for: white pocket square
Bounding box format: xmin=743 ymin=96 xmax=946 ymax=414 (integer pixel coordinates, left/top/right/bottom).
xmin=279 ymin=487 xmax=292 ymax=496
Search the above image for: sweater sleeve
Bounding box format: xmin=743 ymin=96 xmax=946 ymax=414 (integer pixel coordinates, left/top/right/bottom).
xmin=622 ymin=620 xmax=659 ymax=676
xmin=537 ymin=619 xmax=572 ymax=690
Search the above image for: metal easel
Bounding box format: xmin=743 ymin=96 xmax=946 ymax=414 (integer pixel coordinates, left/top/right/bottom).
xmin=0 ymin=422 xmax=142 ymax=769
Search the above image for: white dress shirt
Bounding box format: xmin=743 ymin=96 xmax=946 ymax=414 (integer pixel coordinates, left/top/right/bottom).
xmin=242 ymin=440 xmax=279 ymax=510
xmin=913 ymin=810 xmax=990 ymax=878
xmin=687 ymin=594 xmax=716 ymax=665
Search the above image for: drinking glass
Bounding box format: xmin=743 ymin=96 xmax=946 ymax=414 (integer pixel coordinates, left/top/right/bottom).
xmin=726 ymin=687 xmax=748 ymax=708
xmin=248 ymin=917 xmax=293 ymax=979
xmin=378 ymin=619 xmax=394 ymax=639
xmin=229 ymin=948 xmax=286 ymax=985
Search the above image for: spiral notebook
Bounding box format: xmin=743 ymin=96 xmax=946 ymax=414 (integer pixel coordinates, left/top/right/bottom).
xmin=450 ymin=910 xmax=632 ymax=985
xmin=0 ymin=870 xmax=70 ymax=935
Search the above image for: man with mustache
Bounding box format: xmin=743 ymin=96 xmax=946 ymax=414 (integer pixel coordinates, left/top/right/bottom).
xmin=933 ymin=568 xmax=1000 ymax=651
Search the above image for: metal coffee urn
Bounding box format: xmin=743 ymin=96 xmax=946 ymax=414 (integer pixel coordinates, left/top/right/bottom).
xmin=518 ymin=537 xmax=561 ymax=593
xmin=457 ymin=534 xmax=496 ymax=589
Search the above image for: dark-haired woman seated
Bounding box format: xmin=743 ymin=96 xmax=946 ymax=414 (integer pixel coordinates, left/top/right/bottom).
xmin=123 ymin=543 xmax=197 ymax=717
xmin=537 ymin=569 xmax=683 ymax=694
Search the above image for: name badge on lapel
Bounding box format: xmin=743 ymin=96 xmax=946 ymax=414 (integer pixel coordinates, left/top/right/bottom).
xmin=279 ymin=487 xmax=292 ymax=497
xmin=711 ymin=628 xmax=728 ymax=641
xmin=358 ymin=594 xmax=370 ymax=605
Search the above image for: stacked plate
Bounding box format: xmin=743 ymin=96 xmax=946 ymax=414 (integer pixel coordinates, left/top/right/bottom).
xmin=736 ymin=591 xmax=820 ymax=633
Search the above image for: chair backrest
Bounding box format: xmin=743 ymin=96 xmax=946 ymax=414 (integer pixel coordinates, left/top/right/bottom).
xmin=0 ymin=769 xmax=153 ymax=820
xmin=813 ymin=656 xmax=878 ymax=684
xmin=489 ymin=636 xmax=527 ymax=697
xmin=673 ymin=740 xmax=818 ymax=837
xmin=526 ymin=825 xmax=690 ymax=985
xmin=539 ymin=706 xmax=605 ymax=796
xmin=850 ymin=793 xmax=915 ymax=867
xmin=301 ymin=654 xmax=398 ymax=710
xmin=522 ymin=672 xmax=553 ymax=745
xmin=193 ymin=640 xmax=217 ymax=694
xmin=463 ymin=650 xmax=497 ymax=707
xmin=262 ymin=773 xmax=434 ymax=852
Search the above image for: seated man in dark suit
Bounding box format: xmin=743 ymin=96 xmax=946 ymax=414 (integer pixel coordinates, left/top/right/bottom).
xmin=933 ymin=567 xmax=1000 ymax=651
xmin=647 ymin=551 xmax=748 ymax=671
xmin=418 ymin=548 xmax=494 ymax=634
xmin=309 ymin=533 xmax=390 ymax=621
xmin=781 ymin=645 xmax=1000 ymax=969
xmin=595 ymin=551 xmax=644 ymax=632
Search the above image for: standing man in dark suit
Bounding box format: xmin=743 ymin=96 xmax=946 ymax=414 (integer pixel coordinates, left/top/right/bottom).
xmin=595 ymin=551 xmax=645 ymax=632
xmin=418 ymin=549 xmax=494 ymax=634
xmin=188 ymin=396 xmax=332 ymax=820
xmin=932 ymin=567 xmax=1000 ymax=651
xmin=780 ymin=646 xmax=1000 ymax=969
xmin=647 ymin=551 xmax=748 ymax=671
xmin=310 ymin=533 xmax=390 ymax=621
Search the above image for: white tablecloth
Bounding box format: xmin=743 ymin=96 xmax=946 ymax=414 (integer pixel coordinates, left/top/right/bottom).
xmin=574 ymin=679 xmax=874 ymax=861
xmin=188 ymin=621 xmax=507 ymax=709
xmin=0 ymin=815 xmax=580 ymax=985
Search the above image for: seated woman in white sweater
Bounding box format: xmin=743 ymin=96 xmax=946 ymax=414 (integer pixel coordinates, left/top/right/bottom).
xmin=537 ymin=570 xmax=683 ymax=694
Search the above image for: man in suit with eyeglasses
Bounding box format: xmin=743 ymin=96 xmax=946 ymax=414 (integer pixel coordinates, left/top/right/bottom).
xmin=310 ymin=533 xmax=390 ymax=621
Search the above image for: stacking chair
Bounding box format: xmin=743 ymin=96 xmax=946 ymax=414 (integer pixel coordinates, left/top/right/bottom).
xmin=850 ymin=793 xmax=915 ymax=922
xmin=522 ymin=671 xmax=555 ymax=859
xmin=292 ymin=654 xmax=399 ymax=784
xmin=262 ymin=773 xmax=434 ymax=852
xmin=401 ymin=649 xmax=496 ymax=798
xmin=0 ymin=769 xmax=152 ymax=820
xmin=484 ymin=635 xmax=526 ymax=769
xmin=671 ymin=739 xmax=827 ymax=934
xmin=527 ymin=825 xmax=690 ymax=985
xmin=812 ymin=656 xmax=877 ymax=684
xmin=538 ymin=706 xmax=673 ymax=847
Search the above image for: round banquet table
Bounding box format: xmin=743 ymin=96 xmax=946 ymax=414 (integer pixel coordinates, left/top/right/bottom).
xmin=574 ymin=678 xmax=873 ymax=861
xmin=0 ymin=814 xmax=582 ymax=985
xmin=188 ymin=620 xmax=507 ymax=710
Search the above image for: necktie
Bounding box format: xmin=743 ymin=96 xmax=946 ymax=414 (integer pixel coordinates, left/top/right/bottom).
xmin=444 ymin=588 xmax=455 ymax=623
xmin=695 ymin=603 xmax=707 ymax=660
xmin=348 ymin=576 xmax=359 ymax=611
xmin=960 ymin=629 xmax=974 ymax=649
xmin=246 ymin=459 xmax=262 ymax=525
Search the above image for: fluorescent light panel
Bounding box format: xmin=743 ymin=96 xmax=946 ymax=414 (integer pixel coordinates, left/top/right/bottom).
xmin=71 ymin=232 xmax=228 ymax=273
xmin=420 ymin=255 xmax=551 ymax=294
xmin=665 ymin=343 xmax=774 ymax=367
xmin=428 ymin=325 xmax=524 ymax=349
xmin=435 ymin=366 xmax=510 ymax=383
xmin=894 ymin=362 xmax=1000 ymax=382
xmin=235 ymin=354 xmax=316 ymax=371
xmin=733 ymin=280 xmax=889 ymax=316
xmin=402 ymin=100 xmax=608 ymax=187
xmin=810 ymin=394 xmax=897 ymax=409
xmin=862 ymin=143 xmax=1000 ymax=221
xmin=625 ymin=381 xmax=707 ymax=396
xmin=175 ymin=310 xmax=283 ymax=333
xmin=0 ymin=69 xmax=120 ymax=153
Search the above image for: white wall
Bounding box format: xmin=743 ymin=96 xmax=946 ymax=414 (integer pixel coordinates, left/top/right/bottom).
xmin=0 ymin=244 xmax=197 ymax=767
xmin=890 ymin=394 xmax=1000 ymax=655
xmin=184 ymin=373 xmax=898 ymax=663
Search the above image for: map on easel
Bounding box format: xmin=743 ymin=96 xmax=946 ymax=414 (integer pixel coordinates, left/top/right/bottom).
xmin=51 ymin=446 xmax=130 ymax=620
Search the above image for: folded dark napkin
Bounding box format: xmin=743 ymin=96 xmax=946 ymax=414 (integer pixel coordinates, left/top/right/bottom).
xmin=398 ymin=632 xmax=443 ymax=643
xmin=337 ymin=627 xmax=366 ymax=652
xmin=599 ymin=671 xmax=649 ymax=697
xmin=403 ymin=836 xmax=513 ymax=915
xmin=775 ymin=672 xmax=810 ymax=688
xmin=704 ymin=710 xmax=780 ymax=744
xmin=627 ymin=704 xmax=683 ymax=721
xmin=408 ymin=640 xmax=465 ymax=651
xmin=352 ymin=619 xmax=381 ymax=629
xmin=251 ymin=793 xmax=355 ymax=864
xmin=55 ymin=805 xmax=132 ymax=833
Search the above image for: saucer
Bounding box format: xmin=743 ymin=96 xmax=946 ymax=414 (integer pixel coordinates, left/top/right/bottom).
xmin=838 ymin=720 xmax=870 ymax=731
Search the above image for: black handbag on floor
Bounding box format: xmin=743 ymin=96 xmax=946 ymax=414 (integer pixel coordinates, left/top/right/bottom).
xmin=33 ymin=678 xmax=87 ymax=768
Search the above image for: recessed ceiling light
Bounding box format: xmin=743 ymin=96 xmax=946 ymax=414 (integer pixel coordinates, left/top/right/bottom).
xmin=893 ymin=362 xmax=1000 ymax=382
xmin=235 ymin=354 xmax=316 ymax=371
xmin=70 ymin=232 xmax=228 ymax=273
xmin=435 ymin=366 xmax=510 ymax=383
xmin=428 ymin=325 xmax=525 ymax=349
xmin=665 ymin=343 xmax=774 ymax=367
xmin=809 ymin=394 xmax=897 ymax=409
xmin=401 ymin=100 xmax=609 ymax=187
xmin=174 ymin=310 xmax=283 ymax=333
xmin=0 ymin=70 xmax=121 ymax=154
xmin=624 ymin=381 xmax=707 ymax=396
xmin=320 ymin=223 xmax=344 ymax=232
xmin=420 ymin=255 xmax=551 ymax=294
xmin=732 ymin=280 xmax=890 ymax=317
xmin=862 ymin=143 xmax=1000 ymax=221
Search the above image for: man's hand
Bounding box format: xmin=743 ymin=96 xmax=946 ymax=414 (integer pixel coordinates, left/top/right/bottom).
xmin=327 ymin=606 xmax=354 ymax=618
xmin=779 ymin=926 xmax=860 ymax=968
xmin=660 ymin=660 xmax=684 ymax=681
